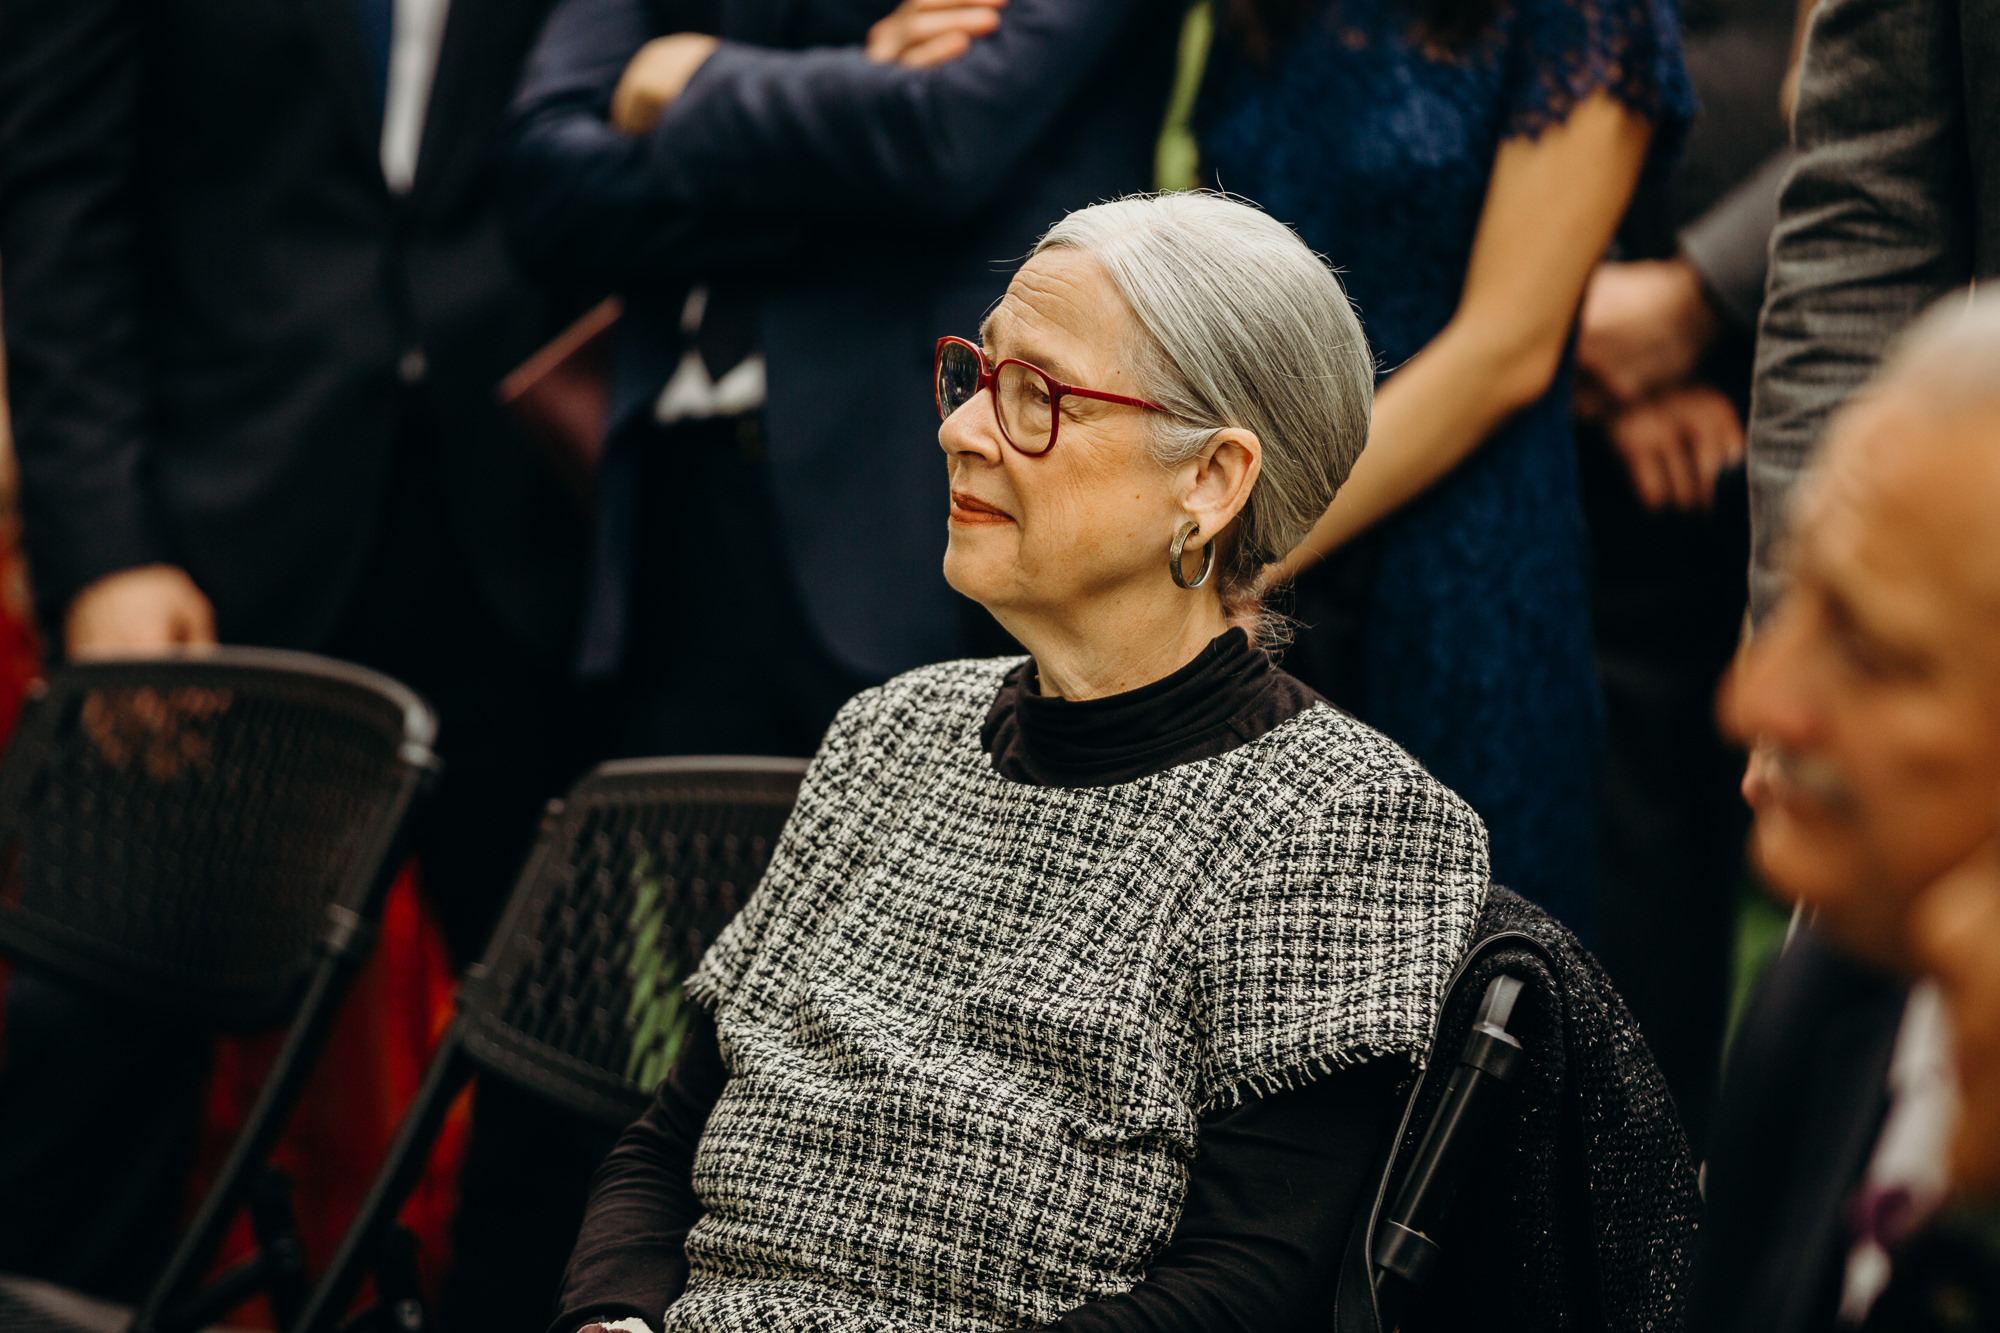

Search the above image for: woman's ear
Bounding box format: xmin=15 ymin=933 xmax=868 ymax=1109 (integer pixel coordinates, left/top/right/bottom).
xmin=1183 ymin=428 xmax=1262 ymax=548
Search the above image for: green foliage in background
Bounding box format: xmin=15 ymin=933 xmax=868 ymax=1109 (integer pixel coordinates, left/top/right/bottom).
xmin=625 ymin=849 xmax=695 ymax=1092
xmin=1155 ymin=3 xmax=1213 ymax=192
xmin=1728 ymin=879 xmax=1793 ymax=1045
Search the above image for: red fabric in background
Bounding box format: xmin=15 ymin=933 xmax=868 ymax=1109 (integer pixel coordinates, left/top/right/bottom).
xmin=0 ymin=539 xmax=44 ymax=1070
xmin=194 ymin=868 xmax=472 ymax=1327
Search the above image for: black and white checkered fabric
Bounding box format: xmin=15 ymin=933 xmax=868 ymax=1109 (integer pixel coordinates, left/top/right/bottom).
xmin=674 ymin=658 xmax=1489 ymax=1332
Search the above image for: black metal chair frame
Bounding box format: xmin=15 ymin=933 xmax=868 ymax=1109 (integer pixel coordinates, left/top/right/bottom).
xmin=1334 ymin=928 xmax=1554 ymax=1333
xmin=293 ymin=755 xmax=810 ymax=1333
xmin=0 ymin=649 xmax=439 ymax=1333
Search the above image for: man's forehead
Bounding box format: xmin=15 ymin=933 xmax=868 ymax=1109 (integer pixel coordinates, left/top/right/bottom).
xmin=1797 ymin=398 xmax=2000 ymax=657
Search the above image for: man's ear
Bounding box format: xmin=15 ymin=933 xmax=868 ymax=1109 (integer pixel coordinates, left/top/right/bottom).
xmin=1183 ymin=428 xmax=1262 ymax=549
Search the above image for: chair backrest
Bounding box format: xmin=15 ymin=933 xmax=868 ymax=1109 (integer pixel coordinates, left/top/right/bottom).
xmin=458 ymin=756 xmax=809 ymax=1127
xmin=1334 ymin=886 xmax=1699 ymax=1333
xmin=1335 ymin=931 xmax=1546 ymax=1333
xmin=0 ymin=649 xmax=438 ymax=1029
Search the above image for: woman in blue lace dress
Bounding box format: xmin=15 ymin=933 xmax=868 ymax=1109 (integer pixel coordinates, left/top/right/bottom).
xmin=1197 ymin=0 xmax=1692 ymax=937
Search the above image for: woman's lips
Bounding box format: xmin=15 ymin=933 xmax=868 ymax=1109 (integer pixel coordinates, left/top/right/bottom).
xmin=949 ymin=491 xmax=1014 ymax=524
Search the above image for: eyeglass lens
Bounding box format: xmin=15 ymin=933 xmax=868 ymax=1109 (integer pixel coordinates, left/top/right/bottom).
xmin=936 ymin=342 xmax=1055 ymax=454
xmin=937 ymin=341 xmax=981 ymax=420
xmin=995 ymin=363 xmax=1054 ymax=453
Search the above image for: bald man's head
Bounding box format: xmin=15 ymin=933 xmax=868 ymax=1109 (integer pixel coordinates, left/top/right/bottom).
xmin=1822 ymin=297 xmax=2000 ymax=617
xmin=1724 ymin=291 xmax=2000 ymax=974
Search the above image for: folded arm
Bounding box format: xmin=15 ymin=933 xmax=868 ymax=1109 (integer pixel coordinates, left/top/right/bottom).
xmin=501 ymin=0 xmax=806 ymax=285
xmin=638 ymin=0 xmax=1141 ymax=218
xmin=503 ymin=0 xmax=1145 ymax=280
xmin=1028 ymin=1058 xmax=1407 ymax=1333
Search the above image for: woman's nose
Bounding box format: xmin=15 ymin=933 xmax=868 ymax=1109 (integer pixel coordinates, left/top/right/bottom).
xmin=939 ymin=391 xmax=1005 ymax=461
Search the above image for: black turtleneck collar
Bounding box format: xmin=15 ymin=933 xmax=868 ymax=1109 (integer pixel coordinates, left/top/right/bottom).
xmin=979 ymin=628 xmax=1324 ymax=788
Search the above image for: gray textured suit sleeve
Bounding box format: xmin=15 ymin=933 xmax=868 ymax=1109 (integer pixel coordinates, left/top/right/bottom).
xmin=1679 ymin=149 xmax=1790 ymax=335
xmin=1744 ymin=0 xmax=1974 ymax=624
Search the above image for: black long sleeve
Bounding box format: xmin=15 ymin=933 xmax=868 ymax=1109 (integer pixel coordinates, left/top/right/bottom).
xmin=0 ymin=0 xmax=171 ymax=619
xmin=554 ymin=1012 xmax=1406 ymax=1333
xmin=552 ymin=1007 xmax=729 ymax=1333
xmin=1035 ymin=1059 xmax=1406 ymax=1333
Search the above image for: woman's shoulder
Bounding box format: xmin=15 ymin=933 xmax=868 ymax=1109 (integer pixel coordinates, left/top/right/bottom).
xmin=1234 ymin=701 xmax=1491 ymax=870
xmin=1194 ymin=706 xmax=1490 ymax=1109
xmin=1255 ymin=699 xmax=1473 ymax=806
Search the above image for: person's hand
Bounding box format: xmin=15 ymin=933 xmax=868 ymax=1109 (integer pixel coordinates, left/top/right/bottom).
xmin=609 ymin=33 xmax=720 ymax=136
xmin=866 ymin=0 xmax=1006 ymax=67
xmin=1605 ymin=382 xmax=1745 ymax=510
xmin=1911 ymin=839 xmax=2000 ymax=1198
xmin=1575 ymin=257 xmax=1723 ymax=414
xmin=64 ymin=564 xmax=217 ymax=659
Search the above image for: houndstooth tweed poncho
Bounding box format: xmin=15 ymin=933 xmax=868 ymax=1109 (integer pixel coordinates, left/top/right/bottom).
xmin=674 ymin=658 xmax=1490 ymax=1332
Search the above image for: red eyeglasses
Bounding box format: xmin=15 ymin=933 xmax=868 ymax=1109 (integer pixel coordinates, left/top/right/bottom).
xmin=934 ymin=336 xmax=1166 ymax=457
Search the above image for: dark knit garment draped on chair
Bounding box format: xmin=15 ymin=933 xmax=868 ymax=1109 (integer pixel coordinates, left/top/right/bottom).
xmin=1364 ymin=886 xmax=1701 ymax=1333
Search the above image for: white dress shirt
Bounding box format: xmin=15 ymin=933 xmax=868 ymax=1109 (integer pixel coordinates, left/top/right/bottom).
xmin=380 ymin=0 xmax=451 ymax=193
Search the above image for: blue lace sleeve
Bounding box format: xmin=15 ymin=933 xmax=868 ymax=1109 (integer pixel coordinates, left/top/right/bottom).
xmin=1501 ymin=0 xmax=1695 ymax=160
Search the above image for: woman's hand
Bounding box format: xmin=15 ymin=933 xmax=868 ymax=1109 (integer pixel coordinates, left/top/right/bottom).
xmin=610 ymin=34 xmax=720 ymax=136
xmin=1575 ymin=257 xmax=1721 ymax=414
xmin=1605 ymin=383 xmax=1745 ymax=510
xmin=866 ymin=0 xmax=1006 ymax=67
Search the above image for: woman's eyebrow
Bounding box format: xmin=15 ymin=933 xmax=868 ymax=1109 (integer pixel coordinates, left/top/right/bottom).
xmin=977 ymin=310 xmax=1088 ymax=384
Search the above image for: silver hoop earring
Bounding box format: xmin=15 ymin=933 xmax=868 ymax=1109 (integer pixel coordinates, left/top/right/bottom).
xmin=1169 ymin=520 xmax=1214 ymax=590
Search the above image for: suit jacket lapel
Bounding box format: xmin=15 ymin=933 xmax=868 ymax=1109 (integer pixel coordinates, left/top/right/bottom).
xmin=299 ymin=0 xmax=387 ymax=177
xmin=408 ymin=0 xmax=468 ymax=205
xmin=1778 ymin=951 xmax=1906 ymax=1333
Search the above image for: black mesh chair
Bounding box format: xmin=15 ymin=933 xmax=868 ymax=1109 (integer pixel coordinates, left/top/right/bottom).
xmin=293 ymin=756 xmax=809 ymax=1333
xmin=0 ymin=649 xmax=439 ymax=1333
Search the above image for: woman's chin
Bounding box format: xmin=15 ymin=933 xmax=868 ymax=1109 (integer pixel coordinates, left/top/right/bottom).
xmin=942 ymin=541 xmax=1014 ymax=607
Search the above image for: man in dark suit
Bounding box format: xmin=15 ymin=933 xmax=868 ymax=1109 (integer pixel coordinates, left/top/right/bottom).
xmin=501 ymin=0 xmax=1180 ymax=757
xmin=0 ymin=0 xmax=585 ymax=1301
xmin=1700 ymin=292 xmax=2000 ymax=1332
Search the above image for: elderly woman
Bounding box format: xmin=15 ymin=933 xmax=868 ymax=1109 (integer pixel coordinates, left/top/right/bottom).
xmin=556 ymin=192 xmax=1489 ymax=1333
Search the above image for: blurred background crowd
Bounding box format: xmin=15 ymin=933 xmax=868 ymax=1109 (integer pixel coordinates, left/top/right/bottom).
xmin=0 ymin=0 xmax=1994 ymax=1324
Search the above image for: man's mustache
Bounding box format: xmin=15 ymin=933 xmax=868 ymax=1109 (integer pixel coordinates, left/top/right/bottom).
xmin=1761 ymin=742 xmax=1859 ymax=815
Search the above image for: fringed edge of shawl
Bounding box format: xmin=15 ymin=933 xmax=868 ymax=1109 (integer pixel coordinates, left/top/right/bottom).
xmin=1201 ymin=1037 xmax=1428 ymax=1114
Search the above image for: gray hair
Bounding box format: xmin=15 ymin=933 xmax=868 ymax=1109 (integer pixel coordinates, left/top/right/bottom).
xmin=1877 ymin=286 xmax=2000 ymax=419
xmin=1032 ymin=191 xmax=1374 ymax=616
